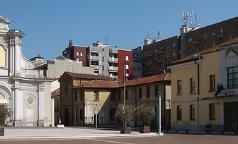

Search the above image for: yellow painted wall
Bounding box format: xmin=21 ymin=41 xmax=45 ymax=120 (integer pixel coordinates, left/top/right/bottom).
xmin=0 ymin=45 xmax=6 ymax=67
xmin=171 ymin=51 xmax=222 ymax=127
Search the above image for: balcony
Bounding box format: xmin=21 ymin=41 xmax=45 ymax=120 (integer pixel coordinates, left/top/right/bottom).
xmin=90 ymin=65 xmax=100 ymax=70
xmin=108 ymin=57 xmax=118 ymax=63
xmin=90 ymin=56 xmax=99 ymax=60
xmin=109 ymin=66 xmax=118 ymax=71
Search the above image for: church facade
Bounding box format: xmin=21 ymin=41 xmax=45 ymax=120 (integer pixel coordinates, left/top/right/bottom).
xmin=0 ymin=16 xmax=53 ymax=127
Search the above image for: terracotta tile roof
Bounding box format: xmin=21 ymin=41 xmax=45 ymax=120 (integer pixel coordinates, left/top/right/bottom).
xmin=122 ymin=74 xmax=170 ymax=87
xmin=169 ymin=38 xmax=238 ymax=66
xmin=74 ymin=80 xmax=120 ymax=89
xmin=51 ymin=88 xmax=60 ymax=97
xmin=60 ymin=72 xmax=114 ymax=81
xmin=73 ymin=74 xmax=170 ymax=89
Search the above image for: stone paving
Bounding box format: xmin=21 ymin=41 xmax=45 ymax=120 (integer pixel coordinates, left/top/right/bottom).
xmin=1 ymin=127 xmax=156 ymax=140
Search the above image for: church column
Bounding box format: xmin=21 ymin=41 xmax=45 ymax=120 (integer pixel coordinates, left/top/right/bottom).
xmin=13 ymin=83 xmax=23 ymax=126
xmin=37 ymin=82 xmax=44 ymax=127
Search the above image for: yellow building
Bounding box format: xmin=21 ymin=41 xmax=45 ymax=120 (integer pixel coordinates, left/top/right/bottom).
xmin=168 ymin=38 xmax=238 ymax=132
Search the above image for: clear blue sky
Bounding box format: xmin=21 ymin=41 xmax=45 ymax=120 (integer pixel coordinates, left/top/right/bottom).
xmin=1 ymin=0 xmax=237 ymax=59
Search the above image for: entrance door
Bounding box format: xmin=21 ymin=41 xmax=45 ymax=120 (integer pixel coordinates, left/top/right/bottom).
xmin=64 ymin=108 xmax=69 ymax=126
xmin=224 ymin=102 xmax=238 ymax=131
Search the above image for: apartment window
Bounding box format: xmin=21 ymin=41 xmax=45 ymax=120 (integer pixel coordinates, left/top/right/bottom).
xmin=209 ymin=75 xmax=216 ymax=91
xmin=146 ymin=87 xmax=150 ymax=98
xmin=154 ymin=85 xmax=158 ymax=97
xmin=76 ymin=52 xmax=79 ymax=56
xmin=209 ymin=103 xmax=215 ymax=120
xmin=74 ymin=91 xmax=77 ymax=102
xmin=102 ymin=66 xmax=104 ymax=71
xmin=189 ymin=105 xmax=195 ymax=120
xmin=227 ymin=66 xmax=238 ymax=89
xmin=139 ymin=87 xmax=142 ymax=99
xmin=190 ymin=78 xmax=196 ymax=94
xmin=177 ymin=105 xmax=182 ymax=121
xmin=80 ymin=52 xmax=83 ymax=56
xmin=102 ymin=57 xmax=104 ymax=62
xmin=64 ymin=85 xmax=68 ymax=94
xmin=177 ymin=80 xmax=182 ymax=95
xmin=93 ymin=91 xmax=99 ymax=101
xmin=80 ymin=90 xmax=84 ymax=101
xmin=126 ymin=64 xmax=129 ymax=70
xmin=125 ymin=56 xmax=129 ymax=61
xmin=80 ymin=109 xmax=84 ymax=121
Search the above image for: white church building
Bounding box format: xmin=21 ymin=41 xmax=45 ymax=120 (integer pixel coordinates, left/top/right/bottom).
xmin=0 ymin=16 xmax=54 ymax=127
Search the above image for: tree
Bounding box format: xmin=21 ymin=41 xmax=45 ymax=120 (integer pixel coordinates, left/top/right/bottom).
xmin=0 ymin=104 xmax=9 ymax=126
xmin=115 ymin=104 xmax=135 ymax=128
xmin=136 ymin=104 xmax=155 ymax=126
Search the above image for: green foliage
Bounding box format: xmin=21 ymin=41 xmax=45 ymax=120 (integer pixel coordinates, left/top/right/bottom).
xmin=0 ymin=104 xmax=9 ymax=125
xmin=136 ymin=104 xmax=155 ymax=126
xmin=115 ymin=104 xmax=135 ymax=127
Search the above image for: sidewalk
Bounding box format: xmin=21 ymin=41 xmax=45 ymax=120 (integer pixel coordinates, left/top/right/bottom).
xmin=0 ymin=127 xmax=158 ymax=140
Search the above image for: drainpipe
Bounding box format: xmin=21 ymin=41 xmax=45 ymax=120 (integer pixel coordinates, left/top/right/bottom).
xmin=195 ymin=58 xmax=200 ymax=126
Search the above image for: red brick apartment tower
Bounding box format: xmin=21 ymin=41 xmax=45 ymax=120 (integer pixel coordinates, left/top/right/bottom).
xmin=118 ymin=49 xmax=133 ymax=80
xmin=62 ymin=41 xmax=89 ymax=66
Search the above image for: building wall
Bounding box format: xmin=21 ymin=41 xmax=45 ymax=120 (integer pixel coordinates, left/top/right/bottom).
xmin=117 ymin=82 xmax=171 ymax=129
xmin=118 ymin=50 xmax=133 ymax=80
xmin=47 ymin=59 xmax=94 ymax=78
xmin=84 ymin=90 xmax=114 ymax=125
xmin=170 ymin=51 xmax=223 ymax=131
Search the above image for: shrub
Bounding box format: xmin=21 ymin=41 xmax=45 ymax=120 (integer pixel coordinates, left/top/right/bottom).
xmin=136 ymin=104 xmax=155 ymax=126
xmin=0 ymin=104 xmax=9 ymax=126
xmin=115 ymin=104 xmax=135 ymax=128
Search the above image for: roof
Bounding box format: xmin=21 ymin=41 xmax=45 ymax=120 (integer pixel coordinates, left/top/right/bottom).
xmin=59 ymin=72 xmax=114 ymax=82
xmin=51 ymin=88 xmax=60 ymax=97
xmin=72 ymin=73 xmax=170 ymax=89
xmin=168 ymin=37 xmax=238 ymax=66
xmin=123 ymin=74 xmax=170 ymax=87
xmin=74 ymin=80 xmax=120 ymax=89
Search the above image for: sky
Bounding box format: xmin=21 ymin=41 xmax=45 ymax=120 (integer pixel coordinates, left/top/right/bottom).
xmin=0 ymin=0 xmax=238 ymax=59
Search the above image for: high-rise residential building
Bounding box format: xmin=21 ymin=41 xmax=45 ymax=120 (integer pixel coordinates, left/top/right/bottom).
xmin=62 ymin=41 xmax=133 ymax=80
xmin=89 ymin=41 xmax=110 ymax=76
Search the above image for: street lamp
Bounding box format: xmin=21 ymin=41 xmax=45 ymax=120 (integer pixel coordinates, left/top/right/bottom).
xmin=94 ymin=105 xmax=99 ymax=128
xmin=157 ymin=92 xmax=164 ymax=136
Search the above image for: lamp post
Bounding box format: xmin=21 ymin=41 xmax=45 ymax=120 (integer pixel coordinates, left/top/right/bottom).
xmin=157 ymin=92 xmax=164 ymax=135
xmin=94 ymin=105 xmax=99 ymax=128
xmin=123 ymin=63 xmax=126 ymax=128
xmin=123 ymin=63 xmax=126 ymax=111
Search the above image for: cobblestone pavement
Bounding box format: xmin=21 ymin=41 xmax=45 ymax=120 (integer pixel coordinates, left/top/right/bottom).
xmin=0 ymin=134 xmax=238 ymax=144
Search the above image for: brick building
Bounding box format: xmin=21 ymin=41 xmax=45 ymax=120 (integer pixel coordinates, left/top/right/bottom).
xmin=62 ymin=41 xmax=89 ymax=66
xmin=134 ymin=16 xmax=238 ymax=77
xmin=118 ymin=49 xmax=133 ymax=80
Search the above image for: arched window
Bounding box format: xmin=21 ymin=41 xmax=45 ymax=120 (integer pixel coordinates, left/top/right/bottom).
xmin=0 ymin=46 xmax=6 ymax=68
